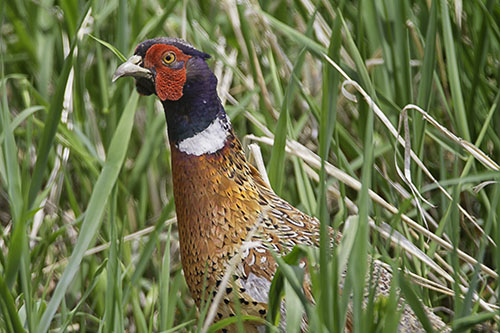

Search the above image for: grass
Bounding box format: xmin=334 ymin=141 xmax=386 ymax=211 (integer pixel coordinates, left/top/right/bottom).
xmin=1 ymin=0 xmax=500 ymax=332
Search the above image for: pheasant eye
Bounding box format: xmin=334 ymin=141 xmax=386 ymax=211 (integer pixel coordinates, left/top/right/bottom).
xmin=163 ymin=52 xmax=176 ymax=65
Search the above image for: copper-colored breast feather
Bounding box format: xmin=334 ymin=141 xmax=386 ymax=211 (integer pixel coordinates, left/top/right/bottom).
xmin=170 ymin=131 xmax=447 ymax=332
xmin=171 ymin=132 xmax=263 ymax=299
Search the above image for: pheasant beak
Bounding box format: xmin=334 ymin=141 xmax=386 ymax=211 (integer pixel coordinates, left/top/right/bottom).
xmin=112 ymin=55 xmax=153 ymax=82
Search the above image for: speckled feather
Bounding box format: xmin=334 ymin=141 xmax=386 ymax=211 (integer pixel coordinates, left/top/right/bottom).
xmin=170 ymin=128 xmax=447 ymax=332
xmin=171 ymin=129 xmax=320 ymax=327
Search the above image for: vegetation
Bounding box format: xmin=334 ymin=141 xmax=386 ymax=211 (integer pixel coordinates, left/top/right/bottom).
xmin=1 ymin=0 xmax=499 ymax=331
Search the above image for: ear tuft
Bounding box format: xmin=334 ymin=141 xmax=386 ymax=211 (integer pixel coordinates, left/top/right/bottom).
xmin=135 ymin=38 xmax=210 ymax=60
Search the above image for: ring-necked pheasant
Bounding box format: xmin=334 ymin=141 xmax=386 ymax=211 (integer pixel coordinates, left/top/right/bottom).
xmin=113 ymin=37 xmax=448 ymax=332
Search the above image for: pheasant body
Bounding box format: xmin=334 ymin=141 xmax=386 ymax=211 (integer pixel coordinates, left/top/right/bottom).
xmin=171 ymin=122 xmax=321 ymax=323
xmin=113 ymin=37 xmax=448 ymax=332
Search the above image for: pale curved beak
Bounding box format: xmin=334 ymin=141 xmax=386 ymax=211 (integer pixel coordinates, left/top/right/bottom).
xmin=112 ymin=55 xmax=153 ymax=82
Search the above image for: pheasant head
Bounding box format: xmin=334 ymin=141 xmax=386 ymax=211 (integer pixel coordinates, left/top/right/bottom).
xmin=114 ymin=38 xmax=211 ymax=100
xmin=113 ymin=38 xmax=228 ymax=154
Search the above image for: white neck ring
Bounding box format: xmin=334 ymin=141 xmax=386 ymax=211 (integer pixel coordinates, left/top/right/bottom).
xmin=176 ymin=116 xmax=230 ymax=156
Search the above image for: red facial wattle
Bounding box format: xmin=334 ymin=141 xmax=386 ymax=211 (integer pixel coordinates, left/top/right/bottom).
xmin=144 ymin=44 xmax=192 ymax=101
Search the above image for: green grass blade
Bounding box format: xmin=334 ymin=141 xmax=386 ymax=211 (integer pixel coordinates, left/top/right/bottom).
xmin=37 ymin=92 xmax=139 ymax=333
xmin=268 ymin=49 xmax=306 ymax=195
xmin=0 ymin=106 xmax=44 ymax=145
xmin=116 ymin=0 xmax=129 ymax=54
xmin=284 ymin=278 xmax=304 ymax=333
xmin=89 ymin=34 xmax=127 ymax=62
xmin=453 ymin=311 xmax=497 ymax=331
xmin=390 ymin=1 xmax=412 ymax=105
xmin=338 ymin=10 xmax=376 ymax=98
xmin=1 ymin=74 xmax=33 ymax=331
xmin=104 ymin=187 xmax=120 ymax=333
xmin=122 ymin=201 xmax=174 ymax=304
xmin=1 ymin=76 xmax=25 ymax=289
xmin=260 ymin=12 xmax=326 ymax=57
xmin=341 ymin=10 xmax=374 ymax=332
xmin=26 ymin=44 xmax=75 ymax=208
xmin=414 ymin=0 xmax=438 ymax=154
xmin=159 ymin=225 xmax=172 ymax=331
xmin=0 ymin=274 xmax=25 ymax=332
xmin=440 ymin=0 xmax=470 ymax=141
xmin=319 ymin=5 xmax=342 ymax=325
xmin=466 ymin=0 xmax=495 ymax=114
xmin=398 ymin=271 xmax=434 ymax=332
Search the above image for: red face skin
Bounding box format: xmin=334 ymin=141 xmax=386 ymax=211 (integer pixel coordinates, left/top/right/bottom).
xmin=144 ymin=44 xmax=192 ymax=101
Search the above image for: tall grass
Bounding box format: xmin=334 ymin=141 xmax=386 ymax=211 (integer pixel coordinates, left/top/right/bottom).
xmin=1 ymin=0 xmax=499 ymax=332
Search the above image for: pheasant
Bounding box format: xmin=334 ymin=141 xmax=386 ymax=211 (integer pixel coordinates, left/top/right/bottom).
xmin=113 ymin=37 xmax=448 ymax=332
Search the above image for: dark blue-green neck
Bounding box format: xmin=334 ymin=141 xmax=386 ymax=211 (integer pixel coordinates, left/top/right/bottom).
xmin=161 ymin=57 xmax=227 ymax=143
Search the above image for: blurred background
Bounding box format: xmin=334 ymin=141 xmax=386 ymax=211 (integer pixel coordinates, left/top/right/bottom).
xmin=1 ymin=0 xmax=500 ymax=332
